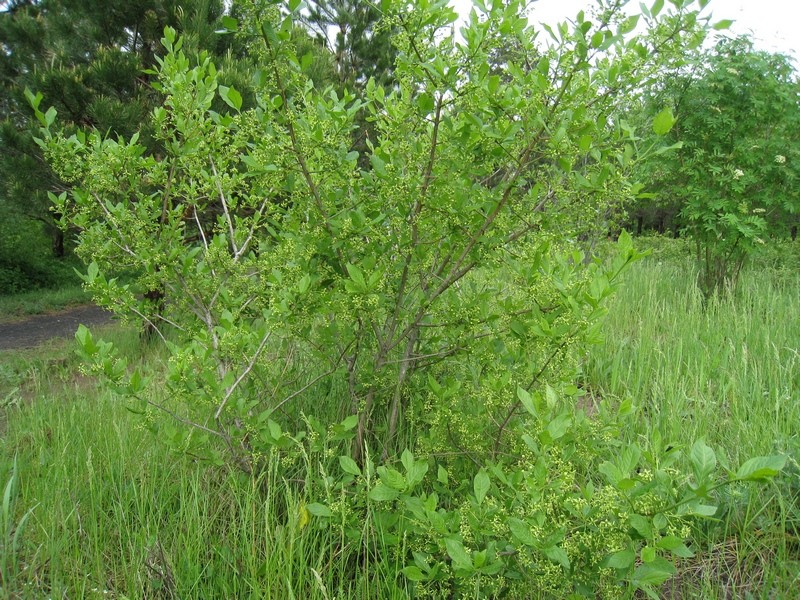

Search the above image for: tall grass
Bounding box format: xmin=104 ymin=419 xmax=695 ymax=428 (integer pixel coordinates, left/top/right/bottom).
xmin=585 ymin=249 xmax=800 ymax=596
xmin=1 ymin=242 xmax=798 ymax=598
xmin=587 ymin=254 xmax=799 ymax=461
xmin=0 ymin=328 xmax=405 ymax=599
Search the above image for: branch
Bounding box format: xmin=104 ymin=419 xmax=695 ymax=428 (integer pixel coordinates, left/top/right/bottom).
xmin=214 ymin=330 xmax=273 ymax=422
xmin=209 ymin=158 xmax=239 ymax=257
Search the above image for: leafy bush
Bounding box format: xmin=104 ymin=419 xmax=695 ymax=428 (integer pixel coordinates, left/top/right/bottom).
xmin=32 ymin=0 xmax=787 ymax=595
xmin=38 ymin=0 xmax=706 ymax=466
xmin=638 ymin=37 xmax=800 ymax=296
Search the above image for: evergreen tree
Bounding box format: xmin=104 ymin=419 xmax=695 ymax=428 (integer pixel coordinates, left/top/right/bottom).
xmin=0 ymin=0 xmax=230 ymax=289
xmin=304 ymin=0 xmax=396 ymax=91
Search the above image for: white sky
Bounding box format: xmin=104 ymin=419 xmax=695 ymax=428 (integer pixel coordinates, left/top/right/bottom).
xmin=451 ymin=0 xmax=800 ymax=59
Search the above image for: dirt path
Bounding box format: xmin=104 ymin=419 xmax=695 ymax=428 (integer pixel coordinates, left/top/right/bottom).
xmin=0 ymin=304 xmax=115 ymax=351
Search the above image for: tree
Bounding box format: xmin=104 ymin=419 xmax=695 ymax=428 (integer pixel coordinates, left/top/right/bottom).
xmin=304 ymin=0 xmax=396 ymax=92
xmin=0 ymin=0 xmax=236 ymax=290
xmin=36 ymin=0 xmax=709 ymax=464
xmin=638 ymin=36 xmax=800 ymax=294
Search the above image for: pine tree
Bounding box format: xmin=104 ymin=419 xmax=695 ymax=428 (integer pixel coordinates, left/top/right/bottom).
xmin=304 ymin=0 xmax=396 ymax=92
xmin=0 ymin=0 xmax=229 ymax=287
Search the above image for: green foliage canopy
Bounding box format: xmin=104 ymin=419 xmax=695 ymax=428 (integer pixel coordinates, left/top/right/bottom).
xmin=37 ymin=0 xmax=710 ymax=464
xmin=640 ymin=36 xmax=800 ymax=294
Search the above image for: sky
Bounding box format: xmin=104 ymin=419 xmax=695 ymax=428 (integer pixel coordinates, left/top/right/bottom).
xmin=450 ymin=0 xmax=800 ymax=59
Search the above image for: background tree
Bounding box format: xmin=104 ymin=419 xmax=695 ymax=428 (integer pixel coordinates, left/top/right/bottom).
xmin=0 ymin=0 xmax=237 ymax=292
xmin=304 ymin=0 xmax=396 ymax=92
xmin=636 ymin=36 xmax=800 ymax=294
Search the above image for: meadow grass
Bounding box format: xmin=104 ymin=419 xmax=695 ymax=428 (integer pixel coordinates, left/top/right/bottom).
xmin=585 ymin=243 xmax=800 ymax=597
xmin=0 ymin=284 xmax=90 ymax=320
xmin=0 ymin=327 xmax=405 ymax=599
xmin=0 ymin=241 xmax=798 ymax=598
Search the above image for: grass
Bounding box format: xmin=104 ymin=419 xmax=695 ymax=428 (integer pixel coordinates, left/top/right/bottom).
xmin=0 ymin=240 xmax=798 ymax=598
xmin=0 ymin=331 xmax=391 ymax=599
xmin=584 ymin=242 xmax=800 ymax=597
xmin=0 ymin=284 xmax=91 ymax=321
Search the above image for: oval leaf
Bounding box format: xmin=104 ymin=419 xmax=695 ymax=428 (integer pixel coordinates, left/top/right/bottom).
xmin=219 ymin=85 xmax=243 ymax=112
xmin=306 ymin=502 xmax=332 ymax=517
xmin=652 ymin=107 xmax=676 ymax=136
xmin=339 ymin=455 xmax=361 ymax=477
xmin=474 ymin=470 xmax=490 ymax=505
xmin=735 ymin=455 xmax=786 ymax=481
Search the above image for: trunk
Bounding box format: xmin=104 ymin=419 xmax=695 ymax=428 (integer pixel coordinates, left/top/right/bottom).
xmin=51 ymin=227 xmax=65 ymax=258
xmin=143 ymin=285 xmax=165 ymax=341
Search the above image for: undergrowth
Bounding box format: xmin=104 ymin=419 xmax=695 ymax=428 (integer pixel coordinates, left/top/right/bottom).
xmin=0 ymin=245 xmax=797 ymax=598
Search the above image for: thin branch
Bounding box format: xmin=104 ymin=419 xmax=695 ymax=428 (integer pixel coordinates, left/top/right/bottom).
xmin=209 ymin=158 xmax=239 ymax=257
xmin=271 ymin=366 xmax=339 ymax=414
xmin=143 ymin=397 xmax=225 ymax=439
xmin=214 ymin=330 xmax=273 ymax=422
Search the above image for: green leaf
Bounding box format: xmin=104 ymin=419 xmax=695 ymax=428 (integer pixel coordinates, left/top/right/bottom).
xmin=402 ymin=566 xmax=427 ymax=581
xmin=340 ymin=415 xmax=359 ymax=430
xmin=379 ymin=467 xmax=406 ymax=490
xmin=619 ymin=15 xmax=640 ymax=34
xmin=25 ymin=88 xmax=43 ymax=111
xmin=221 ymin=16 xmax=238 ymax=31
xmin=543 ymin=545 xmax=570 ymax=569
xmin=657 ymin=536 xmax=694 ymax=558
xmin=267 ymin=419 xmax=282 ymax=440
xmin=473 ymin=470 xmax=490 ymax=505
xmin=620 ymin=444 xmax=641 ymax=474
xmin=599 ymin=461 xmax=623 ymax=485
xmin=219 ymin=85 xmax=243 ymax=112
xmin=417 ymin=93 xmax=435 ymax=114
xmin=44 ymin=106 xmax=57 ymax=127
xmin=437 ymin=465 xmax=448 ymax=485
xmin=629 ymin=514 xmax=653 ymax=539
xmin=86 ymin=261 xmax=100 ymax=283
xmin=640 ymin=545 xmax=657 ymax=563
xmin=261 ymin=21 xmax=278 ymax=46
xmin=546 ymin=413 xmax=571 ymax=440
xmin=652 ymin=107 xmax=676 ymax=136
xmin=650 ymin=0 xmax=665 ymax=17
xmin=735 ymin=455 xmax=786 ymax=481
xmin=517 ymin=386 xmax=537 ymax=416
xmin=445 ymin=538 xmax=473 ymax=571
xmin=370 ymin=154 xmax=387 ymax=176
xmin=306 ymin=502 xmax=333 ymax=517
xmin=339 ymin=455 xmax=362 ymax=477
xmin=680 ymin=502 xmax=718 ymax=517
xmin=401 ymin=449 xmax=415 ymax=474
xmin=346 ymin=263 xmax=367 ymax=289
xmin=401 ymin=450 xmax=428 ymax=487
xmin=690 ymin=440 xmax=716 ymax=482
xmin=75 ymin=324 xmax=96 ymax=354
xmin=632 ymin=557 xmax=676 ymax=586
xmin=605 ymin=548 xmax=635 ymax=569
xmin=369 ymin=482 xmax=400 ymax=502
xmin=508 ymin=518 xmax=537 ymax=546
xmin=712 ymin=19 xmax=734 ymax=30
